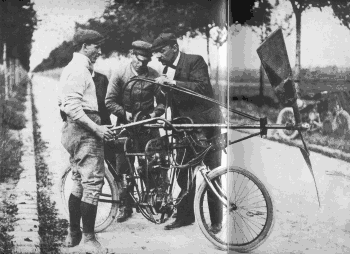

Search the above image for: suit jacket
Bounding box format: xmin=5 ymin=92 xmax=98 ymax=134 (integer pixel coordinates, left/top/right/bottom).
xmin=172 ymin=52 xmax=224 ymax=127
xmin=93 ymin=72 xmax=112 ymax=125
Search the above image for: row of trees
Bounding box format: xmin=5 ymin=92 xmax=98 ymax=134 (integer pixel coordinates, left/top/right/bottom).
xmin=248 ymin=0 xmax=350 ymax=100
xmin=0 ymin=0 xmax=37 ymax=71
xmin=232 ymin=66 xmax=350 ymax=83
xmin=34 ymin=0 xmax=271 ymax=79
xmin=0 ymin=0 xmax=37 ymax=133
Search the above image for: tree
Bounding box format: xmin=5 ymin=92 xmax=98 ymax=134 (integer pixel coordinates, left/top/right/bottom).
xmin=280 ymin=0 xmax=350 ymax=97
xmin=210 ymin=27 xmax=227 ymax=87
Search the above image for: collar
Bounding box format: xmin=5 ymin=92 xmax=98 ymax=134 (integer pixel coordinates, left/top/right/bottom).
xmin=72 ymin=52 xmax=94 ymax=73
xmin=130 ymin=62 xmax=148 ymax=76
xmin=173 ymin=51 xmax=180 ymax=67
xmin=165 ymin=51 xmax=180 ymax=69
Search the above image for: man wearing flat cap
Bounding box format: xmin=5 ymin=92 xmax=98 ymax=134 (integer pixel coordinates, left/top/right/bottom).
xmin=152 ymin=33 xmax=224 ymax=232
xmin=105 ymin=40 xmax=167 ymax=222
xmin=59 ymin=28 xmax=112 ymax=253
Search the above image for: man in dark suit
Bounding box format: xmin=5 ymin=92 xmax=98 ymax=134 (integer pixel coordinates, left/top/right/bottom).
xmin=151 ymin=33 xmax=223 ymax=232
xmin=92 ymin=71 xmax=116 ymax=171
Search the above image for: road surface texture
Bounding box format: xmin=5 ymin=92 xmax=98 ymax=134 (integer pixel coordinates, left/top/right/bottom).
xmin=32 ymin=74 xmax=350 ymax=254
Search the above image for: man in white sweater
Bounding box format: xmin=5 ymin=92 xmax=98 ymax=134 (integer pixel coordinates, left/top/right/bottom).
xmin=59 ymin=29 xmax=113 ymax=254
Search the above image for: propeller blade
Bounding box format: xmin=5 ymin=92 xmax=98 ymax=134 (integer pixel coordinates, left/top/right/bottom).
xmin=298 ymin=143 xmax=321 ymax=208
xmin=257 ymin=28 xmax=321 ymax=207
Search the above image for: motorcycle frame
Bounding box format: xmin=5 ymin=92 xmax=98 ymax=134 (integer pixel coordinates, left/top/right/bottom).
xmin=107 ymin=77 xmax=309 ymax=212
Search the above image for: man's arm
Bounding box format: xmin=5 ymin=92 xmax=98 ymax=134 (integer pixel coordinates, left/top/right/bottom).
xmin=105 ymin=70 xmax=126 ymax=121
xmin=149 ymin=69 xmax=166 ymax=117
xmin=62 ymin=70 xmax=113 ymax=140
xmin=175 ymin=56 xmax=212 ymax=96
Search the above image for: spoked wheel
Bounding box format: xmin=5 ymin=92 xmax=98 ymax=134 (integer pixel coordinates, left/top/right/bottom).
xmin=59 ymin=162 xmax=119 ymax=232
xmin=194 ymin=166 xmax=275 ymax=253
xmin=276 ymin=107 xmax=299 ymax=140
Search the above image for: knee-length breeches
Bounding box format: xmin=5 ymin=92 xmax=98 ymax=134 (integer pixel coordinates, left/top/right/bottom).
xmin=61 ymin=113 xmax=105 ymax=206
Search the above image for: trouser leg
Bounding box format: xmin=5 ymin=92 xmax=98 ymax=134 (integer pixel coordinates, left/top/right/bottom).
xmin=176 ymin=169 xmax=195 ymax=222
xmin=205 ymin=148 xmax=223 ymax=225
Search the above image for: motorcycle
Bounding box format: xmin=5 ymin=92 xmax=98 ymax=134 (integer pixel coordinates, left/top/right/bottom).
xmin=276 ymin=91 xmax=350 ymax=140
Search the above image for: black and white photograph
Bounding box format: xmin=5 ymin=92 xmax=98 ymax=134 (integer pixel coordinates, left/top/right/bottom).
xmin=2 ymin=0 xmax=350 ymax=253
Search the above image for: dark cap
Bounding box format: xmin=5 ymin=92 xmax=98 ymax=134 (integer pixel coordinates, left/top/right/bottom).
xmin=131 ymin=40 xmax=152 ymax=58
xmin=151 ymin=33 xmax=177 ymax=52
xmin=73 ymin=29 xmax=104 ymax=46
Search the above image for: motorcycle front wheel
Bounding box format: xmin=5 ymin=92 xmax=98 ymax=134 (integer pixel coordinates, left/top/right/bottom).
xmin=276 ymin=107 xmax=299 ymax=140
xmin=194 ymin=166 xmax=275 ymax=253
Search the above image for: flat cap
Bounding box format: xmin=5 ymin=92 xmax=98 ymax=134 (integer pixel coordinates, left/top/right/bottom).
xmin=131 ymin=40 xmax=152 ymax=58
xmin=151 ymin=33 xmax=177 ymax=52
xmin=73 ymin=29 xmax=104 ymax=46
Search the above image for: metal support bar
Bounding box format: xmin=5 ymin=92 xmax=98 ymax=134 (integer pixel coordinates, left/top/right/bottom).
xmin=199 ymin=166 xmax=228 ymax=208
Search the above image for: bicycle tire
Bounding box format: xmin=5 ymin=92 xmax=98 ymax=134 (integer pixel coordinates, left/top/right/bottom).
xmin=194 ymin=166 xmax=275 ymax=253
xmin=59 ymin=162 xmax=119 ymax=232
xmin=276 ymin=107 xmax=299 ymax=140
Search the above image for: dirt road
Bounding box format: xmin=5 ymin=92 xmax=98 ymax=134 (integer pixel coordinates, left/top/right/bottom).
xmin=32 ymin=74 xmax=350 ymax=254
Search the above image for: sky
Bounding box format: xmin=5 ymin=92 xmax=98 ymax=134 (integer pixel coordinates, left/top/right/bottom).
xmin=30 ymin=0 xmax=350 ymax=72
xmin=30 ymin=0 xmax=108 ymax=70
xmin=231 ymin=2 xmax=350 ymax=70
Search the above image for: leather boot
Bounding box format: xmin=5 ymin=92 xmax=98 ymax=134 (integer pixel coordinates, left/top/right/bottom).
xmin=80 ymin=201 xmax=107 ymax=254
xmin=116 ymin=206 xmax=133 ymax=223
xmin=81 ymin=233 xmax=107 ymax=254
xmin=65 ymin=194 xmax=82 ymax=247
xmin=65 ymin=229 xmax=82 ymax=248
xmin=116 ymin=187 xmax=133 ymax=223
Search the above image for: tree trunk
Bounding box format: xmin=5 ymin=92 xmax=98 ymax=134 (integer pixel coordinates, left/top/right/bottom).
xmin=206 ymin=25 xmax=211 ymax=76
xmin=216 ymin=44 xmax=219 ymax=87
xmin=259 ymin=63 xmax=265 ymax=105
xmin=3 ymin=43 xmax=8 ymax=100
xmin=294 ymin=9 xmax=301 ymax=97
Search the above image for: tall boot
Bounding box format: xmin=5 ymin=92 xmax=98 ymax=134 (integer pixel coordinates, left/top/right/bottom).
xmin=116 ymin=186 xmax=133 ymax=223
xmin=80 ymin=201 xmax=107 ymax=254
xmin=65 ymin=194 xmax=82 ymax=247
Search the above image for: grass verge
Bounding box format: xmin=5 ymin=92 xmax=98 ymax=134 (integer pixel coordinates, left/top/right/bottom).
xmin=228 ymin=95 xmax=350 ymax=163
xmin=31 ymin=83 xmax=68 ymax=254
xmin=0 ymin=78 xmax=28 ymax=253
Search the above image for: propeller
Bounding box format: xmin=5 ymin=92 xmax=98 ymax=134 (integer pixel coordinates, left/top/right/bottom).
xmin=256 ymin=28 xmax=321 ymax=207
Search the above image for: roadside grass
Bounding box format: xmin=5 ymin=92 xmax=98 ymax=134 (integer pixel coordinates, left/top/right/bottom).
xmin=31 ymin=86 xmax=68 ymax=254
xmin=0 ymin=76 xmax=28 ymax=254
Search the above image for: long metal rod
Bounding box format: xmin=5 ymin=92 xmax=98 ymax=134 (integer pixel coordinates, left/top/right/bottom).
xmin=129 ymin=77 xmax=260 ymax=122
xmin=111 ymin=117 xmax=307 ymax=132
xmin=142 ymin=123 xmax=308 ymax=131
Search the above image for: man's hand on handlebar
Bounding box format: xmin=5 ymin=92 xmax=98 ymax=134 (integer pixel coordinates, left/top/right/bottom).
xmin=96 ymin=125 xmax=114 ymax=141
xmin=155 ymin=75 xmax=176 ymax=86
xmin=126 ymin=112 xmax=133 ymax=122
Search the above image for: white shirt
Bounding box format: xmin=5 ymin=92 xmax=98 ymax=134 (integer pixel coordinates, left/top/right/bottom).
xmin=59 ymin=52 xmax=98 ymax=120
xmin=165 ymin=52 xmax=181 ymax=79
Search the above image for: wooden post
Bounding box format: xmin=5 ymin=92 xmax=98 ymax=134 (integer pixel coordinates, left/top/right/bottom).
xmin=0 ymin=46 xmax=4 ymax=134
xmin=3 ymin=43 xmax=8 ymax=100
xmin=10 ymin=57 xmax=15 ymax=97
xmin=15 ymin=58 xmax=19 ymax=86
